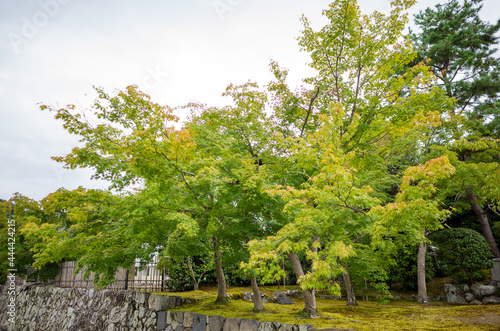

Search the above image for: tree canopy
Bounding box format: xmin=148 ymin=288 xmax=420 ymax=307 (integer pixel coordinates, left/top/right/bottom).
xmin=411 ymin=0 xmax=500 ymax=258
xmin=6 ymin=0 xmax=499 ymax=317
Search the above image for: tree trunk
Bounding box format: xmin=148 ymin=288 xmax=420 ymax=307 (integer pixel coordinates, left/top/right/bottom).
xmin=282 ymin=257 xmax=286 ymax=291
xmin=343 ymin=263 xmax=357 ymax=306
xmin=468 ymin=190 xmax=500 ymax=258
xmin=364 ymin=278 xmax=368 ymax=301
xmin=417 ymin=239 xmax=428 ymax=305
xmin=213 ymin=237 xmax=227 ymax=303
xmin=251 ymin=277 xmax=265 ymax=312
xmin=186 ymin=256 xmax=199 ymax=291
xmin=287 ymin=252 xmax=317 ymax=317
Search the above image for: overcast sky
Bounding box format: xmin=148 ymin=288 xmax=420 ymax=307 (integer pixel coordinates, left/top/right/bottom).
xmin=1 ymin=0 xmax=499 ymax=201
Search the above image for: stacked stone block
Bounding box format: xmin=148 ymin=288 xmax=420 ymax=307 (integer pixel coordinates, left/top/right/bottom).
xmin=158 ymin=311 xmax=315 ymax=331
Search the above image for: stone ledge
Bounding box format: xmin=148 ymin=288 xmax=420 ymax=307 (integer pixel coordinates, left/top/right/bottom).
xmin=161 ymin=311 xmax=351 ymax=331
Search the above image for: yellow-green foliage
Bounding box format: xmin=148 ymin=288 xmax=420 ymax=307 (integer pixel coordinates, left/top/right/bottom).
xmin=162 ymin=286 xmax=500 ymax=331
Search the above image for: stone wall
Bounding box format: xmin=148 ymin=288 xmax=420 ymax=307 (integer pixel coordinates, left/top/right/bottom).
xmin=444 ymin=283 xmax=500 ymax=305
xmin=0 ymin=285 xmax=332 ymax=331
xmin=0 ymin=284 xmax=175 ymax=331
xmin=158 ymin=311 xmax=317 ymax=331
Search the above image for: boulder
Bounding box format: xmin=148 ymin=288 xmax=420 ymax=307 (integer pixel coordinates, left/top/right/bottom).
xmin=444 ymin=284 xmax=466 ymax=304
xmin=277 ymin=324 xmax=298 ymax=331
xmin=243 ymin=292 xmax=253 ymax=302
xmin=483 ymin=296 xmax=500 ymax=304
xmin=464 ymin=293 xmax=475 ymax=302
xmin=274 ymin=292 xmax=294 ymax=305
xmin=263 ymin=296 xmax=275 ymax=303
xmin=228 ymin=293 xmax=242 ymax=300
xmin=286 ymin=290 xmax=302 ymax=298
xmin=471 ymin=284 xmax=496 ymax=298
xmin=242 ymin=291 xmax=266 ymax=303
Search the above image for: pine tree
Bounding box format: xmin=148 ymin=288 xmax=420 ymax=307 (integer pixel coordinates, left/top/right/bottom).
xmin=411 ymin=0 xmax=500 ymax=137
xmin=411 ymin=0 xmax=500 ymax=258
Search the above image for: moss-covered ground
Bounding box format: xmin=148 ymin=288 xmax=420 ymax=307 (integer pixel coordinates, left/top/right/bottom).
xmin=158 ymin=283 xmax=500 ymax=330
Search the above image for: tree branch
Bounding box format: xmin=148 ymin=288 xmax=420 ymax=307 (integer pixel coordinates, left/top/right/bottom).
xmin=330 ymin=203 xmax=367 ymax=216
xmin=300 ymin=87 xmax=321 ymax=137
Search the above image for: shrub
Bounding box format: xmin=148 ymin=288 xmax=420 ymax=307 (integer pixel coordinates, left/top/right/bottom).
xmin=158 ymin=255 xmax=217 ymax=292
xmin=428 ymin=228 xmax=494 ymax=284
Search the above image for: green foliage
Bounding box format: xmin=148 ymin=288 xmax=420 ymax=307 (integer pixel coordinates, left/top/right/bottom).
xmin=369 ymin=156 xmax=456 ymax=252
xmin=27 ymin=1 xmax=491 ymax=307
xmin=446 ymin=210 xmax=500 ymax=249
xmin=411 ymin=0 xmax=500 ymax=138
xmin=162 ymin=262 xmax=196 ymax=292
xmin=36 ymin=80 xmax=285 ymax=295
xmin=410 ymin=0 xmax=500 ymax=260
xmin=27 ymin=262 xmax=60 ymax=282
xmin=493 ymin=221 xmax=500 ymax=238
xmin=426 ymin=141 xmax=500 ymax=258
xmin=158 ymin=255 xmax=216 ymax=292
xmin=345 ymin=246 xmax=393 ymax=302
xmin=19 ymin=187 xmax=175 ymax=288
xmin=0 ymin=193 xmax=67 ymax=282
xmin=388 ymin=244 xmax=435 ymax=290
xmin=428 ymin=228 xmax=494 ymax=284
xmin=247 ymin=0 xmax=456 ymax=307
xmin=0 ymin=199 xmax=13 ymax=282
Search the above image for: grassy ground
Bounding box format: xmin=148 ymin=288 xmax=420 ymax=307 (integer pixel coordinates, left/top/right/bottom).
xmin=159 ymin=281 xmax=500 ymax=331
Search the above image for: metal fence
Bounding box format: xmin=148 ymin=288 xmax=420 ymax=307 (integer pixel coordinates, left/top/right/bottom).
xmin=53 ymin=261 xmax=168 ymax=292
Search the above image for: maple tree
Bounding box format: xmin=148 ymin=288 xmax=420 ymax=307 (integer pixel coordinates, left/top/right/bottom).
xmin=244 ymin=0 xmax=456 ymax=313
xmin=20 ymin=0 xmax=490 ymax=316
xmin=1 ymin=192 xmax=71 ymax=282
xmin=370 ymin=156 xmax=456 ymax=304
xmin=36 ymin=83 xmax=284 ymax=307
